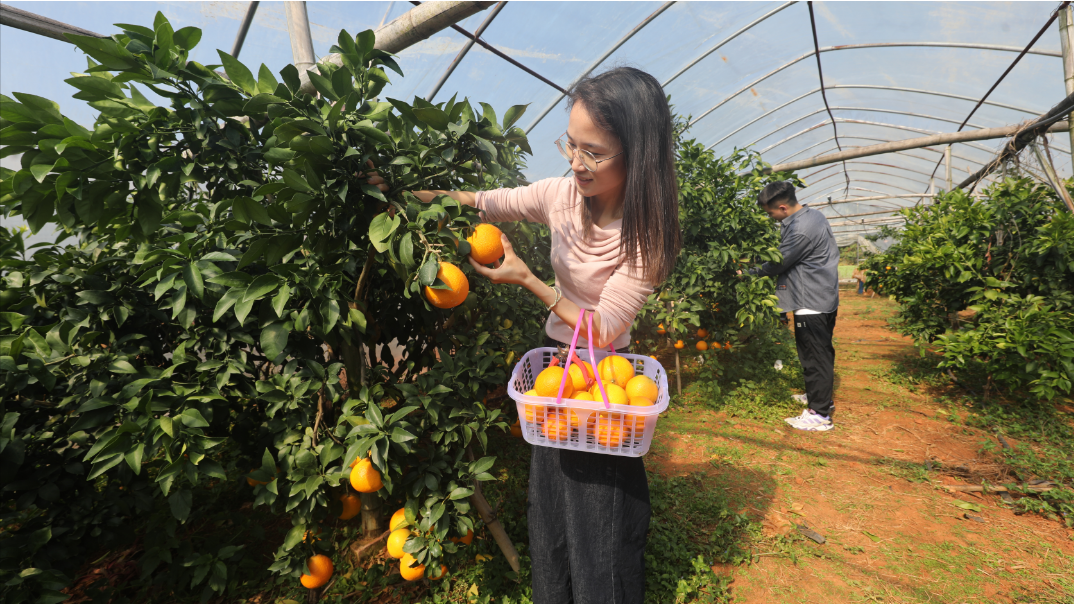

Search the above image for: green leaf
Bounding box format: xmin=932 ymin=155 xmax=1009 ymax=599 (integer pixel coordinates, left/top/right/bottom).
xmin=368 ymin=212 xmax=399 ymax=252
xmin=181 ymin=408 xmax=210 ymax=428
xmin=271 ymin=283 xmax=292 ymax=318
xmin=213 ymin=287 xmax=245 ymax=322
xmin=282 ymin=168 xmax=313 ymax=193
xmin=260 ymin=322 xmax=290 ymax=360
xmin=321 ymin=299 xmax=340 ymax=333
xmin=264 ymin=147 xmax=296 ymax=163
xmin=65 ymin=75 xmax=125 ymax=100
xmin=208 ymin=271 xmax=251 ymax=288
xmin=348 ymin=308 xmax=367 ymax=333
xmin=233 ymin=197 xmax=273 ymax=226
xmin=357 ymin=125 xmax=391 ymax=145
xmin=419 ymin=257 xmax=439 ymax=286
xmin=257 ymin=64 xmax=279 ymax=94
xmin=217 ymin=50 xmax=257 ymax=95
xmin=169 ymin=489 xmax=193 ymax=523
xmin=952 ymin=501 xmax=982 ymax=513
xmin=244 ymin=274 xmax=281 ymax=302
xmin=399 ymin=232 xmax=415 ymax=267
xmin=283 ymin=524 xmax=305 ymax=550
xmin=503 ymin=103 xmax=528 ymax=130
xmin=412 ymin=106 xmax=450 ymax=131
xmin=160 ymin=416 xmax=175 ymax=438
xmin=182 ymin=263 xmax=204 ymax=299
xmin=173 ymin=26 xmax=202 ymax=50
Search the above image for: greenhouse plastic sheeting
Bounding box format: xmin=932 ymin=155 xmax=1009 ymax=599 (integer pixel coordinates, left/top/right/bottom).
xmin=2 ymin=1 xmax=1071 ymax=244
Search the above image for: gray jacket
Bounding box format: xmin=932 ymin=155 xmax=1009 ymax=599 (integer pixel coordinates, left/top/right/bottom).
xmin=749 ymin=205 xmax=839 ymax=313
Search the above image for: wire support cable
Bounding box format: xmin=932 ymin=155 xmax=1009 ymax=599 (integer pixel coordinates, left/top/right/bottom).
xmin=806 ymin=1 xmax=850 ymax=209
xmin=924 ymin=1 xmax=1070 ymax=190
xmin=426 ymin=1 xmax=506 ymax=101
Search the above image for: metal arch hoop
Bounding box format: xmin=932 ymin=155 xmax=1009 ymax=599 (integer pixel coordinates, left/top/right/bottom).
xmin=774 ymin=135 xmax=990 ymax=166
xmin=802 ymin=161 xmax=948 ymax=187
xmin=805 ymin=167 xmax=935 ymax=190
xmin=523 ymin=1 xmax=676 ymax=134
xmin=704 ymin=84 xmax=1047 ymax=152
xmin=685 ymin=42 xmax=1061 ymax=130
xmin=756 ymin=118 xmax=1007 ymax=157
xmin=797 ymin=147 xmax=988 ymax=175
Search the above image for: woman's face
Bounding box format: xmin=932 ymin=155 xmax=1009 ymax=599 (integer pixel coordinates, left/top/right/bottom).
xmin=566 ymin=101 xmax=627 ymax=205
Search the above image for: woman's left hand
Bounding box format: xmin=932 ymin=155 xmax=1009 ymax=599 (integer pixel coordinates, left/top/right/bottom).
xmin=468 ymin=234 xmax=533 ymax=286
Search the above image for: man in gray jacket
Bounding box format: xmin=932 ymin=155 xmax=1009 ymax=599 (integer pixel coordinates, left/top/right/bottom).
xmin=748 ymin=181 xmax=839 ymax=431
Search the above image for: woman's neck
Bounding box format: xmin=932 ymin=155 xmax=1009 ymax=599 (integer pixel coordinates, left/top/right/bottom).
xmin=590 ymin=188 xmax=625 ymax=228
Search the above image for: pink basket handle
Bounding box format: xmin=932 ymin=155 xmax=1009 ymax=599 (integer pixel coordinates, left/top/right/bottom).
xmin=553 ymin=309 xmax=611 ymax=410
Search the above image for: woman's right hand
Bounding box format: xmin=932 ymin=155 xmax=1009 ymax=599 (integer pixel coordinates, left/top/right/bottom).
xmin=359 ymin=159 xmax=388 ymax=193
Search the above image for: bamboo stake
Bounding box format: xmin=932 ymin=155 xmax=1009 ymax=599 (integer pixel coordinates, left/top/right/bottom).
xmin=945 ymin=145 xmax=952 ymax=190
xmin=466 ymin=447 xmax=520 ymax=573
xmin=1030 ymin=142 xmax=1074 ymax=212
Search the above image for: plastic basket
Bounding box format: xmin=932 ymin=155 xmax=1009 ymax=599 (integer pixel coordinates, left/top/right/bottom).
xmin=507 ymin=343 xmax=670 ymax=457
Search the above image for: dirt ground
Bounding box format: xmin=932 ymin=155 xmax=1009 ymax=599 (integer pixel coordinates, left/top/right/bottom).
xmin=647 ymin=294 xmax=1074 ymax=604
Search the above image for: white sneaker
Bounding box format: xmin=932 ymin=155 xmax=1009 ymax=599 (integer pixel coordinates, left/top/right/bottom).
xmin=785 ymin=409 xmax=833 ymax=432
xmin=792 ymin=393 xmax=808 ymax=405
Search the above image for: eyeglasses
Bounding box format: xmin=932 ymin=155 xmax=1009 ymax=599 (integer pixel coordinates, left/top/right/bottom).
xmin=555 ymin=134 xmax=623 ymax=173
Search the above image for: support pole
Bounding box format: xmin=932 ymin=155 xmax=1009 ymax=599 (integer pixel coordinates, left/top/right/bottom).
xmin=769 ymin=121 xmax=1070 ymax=174
xmin=1031 ymin=141 xmax=1074 ymax=212
xmin=945 ymin=145 xmax=952 ymax=190
xmin=284 ymin=2 xmax=316 ymax=90
xmin=0 ymin=2 xmax=103 ymax=40
xmin=231 ymin=1 xmax=260 ymax=58
xmin=1061 ymin=5 xmax=1074 ymax=172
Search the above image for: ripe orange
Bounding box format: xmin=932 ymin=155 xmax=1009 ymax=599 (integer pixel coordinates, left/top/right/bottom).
xmin=450 ymin=529 xmax=474 ymax=545
xmin=247 ymin=469 xmax=268 ymax=487
xmin=590 ymin=383 xmax=628 ymax=406
xmin=399 ymin=553 xmax=425 ymax=581
xmin=674 ymin=340 xmax=685 ymax=349
xmin=712 ymin=341 xmax=723 ymax=349
xmin=597 ymin=356 xmax=635 ymax=387
xmin=534 ymin=366 xmax=574 ymax=398
xmin=350 ymin=458 xmax=383 ymax=493
xmin=542 ymin=411 xmax=571 ymax=441
xmin=628 ymin=397 xmax=654 ymax=430
xmin=524 ymin=404 xmax=545 ymax=423
xmin=431 ymin=564 xmax=448 ymax=580
xmin=389 ymin=508 xmax=408 ymax=531
xmin=649 ymin=355 xmax=657 ymax=360
xmin=339 ymin=494 xmax=360 ymax=520
xmin=596 ymin=424 xmax=623 ymax=447
xmin=299 ymin=554 xmax=334 ymax=589
xmin=572 ymin=391 xmax=594 ymax=401
xmin=724 ymin=342 xmax=732 ymax=352
xmin=424 ymin=262 xmax=469 ymax=309
xmin=387 ymin=528 xmax=410 ymax=559
xmin=510 ymin=420 xmax=522 ymax=437
xmin=624 ymin=375 xmax=658 ymax=403
xmin=656 ymin=323 xmax=666 ymax=334
xmin=467 ymin=224 xmax=504 ymax=265
xmin=696 ymin=341 xmax=708 ymax=351
xmin=567 ymin=360 xmax=594 ymax=391
xmin=697 ymin=328 xmax=709 ymax=339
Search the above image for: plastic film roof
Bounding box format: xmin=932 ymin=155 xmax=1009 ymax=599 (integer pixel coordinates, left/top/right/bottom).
xmin=2 ymin=1 xmax=1071 ymax=245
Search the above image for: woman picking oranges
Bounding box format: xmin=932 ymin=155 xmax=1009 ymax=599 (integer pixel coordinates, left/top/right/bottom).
xmin=367 ymin=67 xmax=679 ymax=603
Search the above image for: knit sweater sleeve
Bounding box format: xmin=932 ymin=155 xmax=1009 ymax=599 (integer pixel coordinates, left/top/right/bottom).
xmin=473 ymin=178 xmax=558 ymax=225
xmin=594 ymin=260 xmax=653 ymax=347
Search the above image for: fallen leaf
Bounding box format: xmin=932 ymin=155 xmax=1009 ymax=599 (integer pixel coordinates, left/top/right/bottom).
xmin=790 ymin=503 xmax=803 ymax=511
xmin=862 ymin=530 xmax=882 ymax=542
xmin=953 ymin=501 xmax=983 ymax=512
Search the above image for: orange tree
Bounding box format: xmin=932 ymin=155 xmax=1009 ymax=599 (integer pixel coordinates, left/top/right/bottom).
xmin=637 ymin=125 xmax=801 ymax=352
xmin=863 ymin=179 xmax=1074 ymax=401
xmin=0 ymin=15 xmax=548 ymax=602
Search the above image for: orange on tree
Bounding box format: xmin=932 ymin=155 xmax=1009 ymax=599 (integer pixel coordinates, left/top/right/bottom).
xmin=349 ymin=457 xmax=383 ymax=493
xmin=596 ymin=355 xmax=635 ymax=387
xmin=450 ymin=529 xmax=474 ymax=545
xmin=712 ymin=341 xmax=723 ymax=349
xmin=697 ymin=328 xmax=709 ymax=339
xmin=430 ymin=564 xmax=448 ymax=580
xmin=399 ymin=553 xmax=425 ymax=581
xmin=389 ymin=508 xmax=408 ymax=531
xmin=673 ymin=340 xmax=685 ymax=349
xmin=624 ymin=375 xmax=658 ymax=403
xmin=387 ymin=528 xmax=410 ymax=559
xmin=339 ymin=494 xmax=360 ymax=520
xmin=656 ymin=323 xmax=666 ymax=334
xmin=423 ymin=262 xmax=469 ymax=309
xmin=534 ymin=366 xmax=574 ymax=398
xmin=467 ymin=224 xmax=504 ymax=265
xmin=589 ymin=382 xmax=628 ymax=406
xmin=510 ymin=419 xmax=522 ymax=438
xmin=299 ymin=554 xmax=334 ymax=589
xmin=724 ymin=341 xmax=732 ymax=351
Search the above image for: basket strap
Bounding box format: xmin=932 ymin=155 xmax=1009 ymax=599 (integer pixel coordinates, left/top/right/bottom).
xmin=554 ymin=308 xmax=587 ymax=405
xmin=586 ymin=310 xmax=611 ymax=409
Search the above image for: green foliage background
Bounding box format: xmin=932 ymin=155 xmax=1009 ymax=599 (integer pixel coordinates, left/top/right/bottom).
xmin=0 ymin=15 xmax=551 ymax=603
xmin=863 ymin=179 xmax=1074 ymax=401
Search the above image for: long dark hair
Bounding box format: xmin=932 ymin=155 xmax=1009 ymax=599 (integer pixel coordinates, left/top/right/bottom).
xmin=567 ymin=66 xmax=681 ymax=285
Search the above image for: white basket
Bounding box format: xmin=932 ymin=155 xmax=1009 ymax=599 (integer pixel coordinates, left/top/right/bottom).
xmin=507 ymin=347 xmax=670 ymax=457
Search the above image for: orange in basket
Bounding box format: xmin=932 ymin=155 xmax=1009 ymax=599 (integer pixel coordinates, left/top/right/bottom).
xmin=542 ymin=410 xmax=571 ymax=441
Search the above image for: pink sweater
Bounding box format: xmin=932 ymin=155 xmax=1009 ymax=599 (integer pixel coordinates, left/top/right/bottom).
xmin=475 ymin=177 xmax=653 ymax=349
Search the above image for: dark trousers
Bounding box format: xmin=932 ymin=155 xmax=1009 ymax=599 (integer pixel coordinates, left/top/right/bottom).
xmin=793 ymin=312 xmax=837 ymax=417
xmin=528 ymin=447 xmax=650 ymax=604
xmin=529 ymin=338 xmax=650 ymax=604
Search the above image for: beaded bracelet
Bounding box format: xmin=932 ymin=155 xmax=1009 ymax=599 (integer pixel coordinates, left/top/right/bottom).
xmin=547 ymin=285 xmax=563 ymax=310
